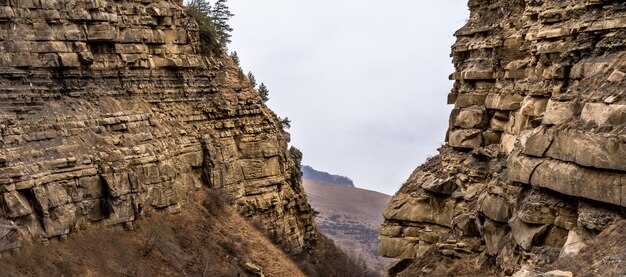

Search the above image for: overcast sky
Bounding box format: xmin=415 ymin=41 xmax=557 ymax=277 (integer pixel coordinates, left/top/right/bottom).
xmin=227 ymin=1 xmax=469 ymax=195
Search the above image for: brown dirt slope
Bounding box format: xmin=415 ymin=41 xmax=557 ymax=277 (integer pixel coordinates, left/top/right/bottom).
xmin=0 ymin=189 xmax=305 ymax=277
xmin=303 ymin=179 xmax=392 ymax=275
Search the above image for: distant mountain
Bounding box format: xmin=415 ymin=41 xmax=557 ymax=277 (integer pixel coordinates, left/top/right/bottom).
xmin=301 ymin=165 xmax=355 ymax=187
xmin=303 ymin=179 xmax=392 ymax=275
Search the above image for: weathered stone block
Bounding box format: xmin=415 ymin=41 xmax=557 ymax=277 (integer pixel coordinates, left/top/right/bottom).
xmin=587 ymin=16 xmax=626 ymax=31
xmin=378 ymin=236 xmax=420 ymax=259
xmin=383 ymin=193 xmax=454 ymax=227
xmin=454 ymin=94 xmax=487 ymax=108
xmin=455 ymin=106 xmax=487 ymax=129
xmin=580 ymin=103 xmax=626 ymax=126
xmin=239 ymin=137 xmax=279 ymax=159
xmin=449 ymin=129 xmax=482 ymax=149
xmin=179 ymin=151 xmax=203 ymax=167
xmin=522 ymin=127 xmax=554 ymax=157
xmin=490 ymin=111 xmax=510 ymax=131
xmin=379 ymin=225 xmax=402 ymax=237
xmin=241 ymin=157 xmax=281 ymax=180
xmin=78 ymin=176 xmax=104 ymax=200
xmin=504 ymin=110 xmax=532 ymax=134
xmin=544 ymin=130 xmax=626 ymax=171
xmin=531 ymin=159 xmax=623 ymax=207
xmin=542 ymin=64 xmax=567 ymax=79
xmin=2 ymin=191 xmax=32 ymax=218
xmin=115 ymin=43 xmax=149 ymax=54
xmin=520 ymin=96 xmax=548 ymax=117
xmin=485 ymin=93 xmax=524 ymax=110
xmin=507 ymin=152 xmax=543 ymax=184
xmin=462 ymin=69 xmax=495 ymax=80
xmin=58 ymin=53 xmax=80 ymax=67
xmin=101 ymin=173 xmax=131 ymax=198
xmin=509 ymin=216 xmax=548 ymax=251
xmin=479 ymin=192 xmax=511 ymax=223
xmin=87 ymin=24 xmax=118 ymax=41
xmin=421 ymin=176 xmax=457 ymax=195
xmin=542 ymin=100 xmax=577 ymax=125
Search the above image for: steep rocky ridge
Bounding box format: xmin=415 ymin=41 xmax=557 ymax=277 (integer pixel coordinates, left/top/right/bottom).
xmin=380 ymin=0 xmax=626 ymax=275
xmin=0 ymin=0 xmax=314 ymax=257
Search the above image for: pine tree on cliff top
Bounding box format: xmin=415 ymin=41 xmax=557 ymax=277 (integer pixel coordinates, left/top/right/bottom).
xmin=247 ymin=71 xmax=257 ymax=88
xmin=211 ymin=0 xmax=234 ymax=46
xmin=186 ymin=0 xmax=234 ymax=51
xmin=258 ymin=82 xmax=270 ymax=102
xmin=186 ymin=0 xmax=218 ymax=53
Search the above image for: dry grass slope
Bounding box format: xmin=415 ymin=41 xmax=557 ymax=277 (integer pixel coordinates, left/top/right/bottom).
xmin=0 ymin=189 xmax=306 ymax=277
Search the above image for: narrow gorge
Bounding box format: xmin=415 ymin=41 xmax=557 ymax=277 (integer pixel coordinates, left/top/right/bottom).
xmin=380 ymin=0 xmax=625 ymax=276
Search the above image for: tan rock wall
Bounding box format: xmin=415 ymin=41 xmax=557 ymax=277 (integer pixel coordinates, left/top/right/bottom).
xmin=381 ymin=0 xmax=625 ymax=274
xmin=0 ymin=0 xmax=314 ymax=255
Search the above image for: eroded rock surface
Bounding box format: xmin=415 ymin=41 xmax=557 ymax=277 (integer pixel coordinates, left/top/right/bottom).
xmin=380 ymin=0 xmax=626 ymax=275
xmin=0 ymin=0 xmax=313 ymax=255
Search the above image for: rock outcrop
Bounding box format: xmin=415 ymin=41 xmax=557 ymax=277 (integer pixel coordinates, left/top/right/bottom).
xmin=380 ymin=0 xmax=625 ymax=275
xmin=0 ymin=0 xmax=313 ymax=256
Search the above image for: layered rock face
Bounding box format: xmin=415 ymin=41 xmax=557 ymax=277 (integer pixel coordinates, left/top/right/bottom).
xmin=380 ymin=0 xmax=625 ymax=275
xmin=0 ymin=0 xmax=313 ymax=255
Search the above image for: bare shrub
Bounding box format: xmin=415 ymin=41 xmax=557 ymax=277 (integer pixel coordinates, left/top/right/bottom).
xmin=142 ymin=225 xmax=164 ymax=257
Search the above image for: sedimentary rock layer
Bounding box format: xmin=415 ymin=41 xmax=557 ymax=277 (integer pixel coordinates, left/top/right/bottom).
xmin=0 ymin=0 xmax=313 ymax=255
xmin=380 ymin=0 xmax=625 ymax=275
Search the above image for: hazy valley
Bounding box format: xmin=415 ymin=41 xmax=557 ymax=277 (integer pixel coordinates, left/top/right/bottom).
xmin=302 ymin=166 xmax=392 ymax=275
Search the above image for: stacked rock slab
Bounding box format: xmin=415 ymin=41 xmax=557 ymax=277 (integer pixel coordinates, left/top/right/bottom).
xmin=380 ymin=0 xmax=625 ymax=275
xmin=0 ymin=0 xmax=314 ymax=255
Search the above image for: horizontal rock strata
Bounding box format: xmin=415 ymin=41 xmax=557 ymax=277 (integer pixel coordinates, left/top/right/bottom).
xmin=0 ymin=0 xmax=313 ymax=255
xmin=380 ymin=0 xmax=626 ymax=275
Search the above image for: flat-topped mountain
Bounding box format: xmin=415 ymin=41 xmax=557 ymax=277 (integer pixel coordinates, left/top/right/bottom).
xmin=302 ymin=165 xmax=355 ymax=187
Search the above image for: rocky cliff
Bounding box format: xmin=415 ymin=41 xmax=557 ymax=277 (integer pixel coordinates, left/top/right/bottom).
xmin=0 ymin=0 xmax=314 ymax=256
xmin=380 ymin=0 xmax=625 ymax=275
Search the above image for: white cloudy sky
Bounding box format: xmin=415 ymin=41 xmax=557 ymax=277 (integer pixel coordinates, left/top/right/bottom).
xmin=227 ymin=1 xmax=469 ymax=195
